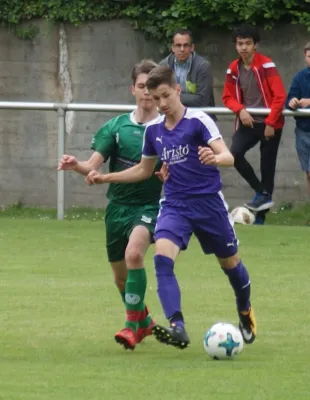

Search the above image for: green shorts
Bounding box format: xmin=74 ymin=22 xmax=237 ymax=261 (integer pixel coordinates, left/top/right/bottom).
xmin=105 ymin=202 xmax=159 ymax=262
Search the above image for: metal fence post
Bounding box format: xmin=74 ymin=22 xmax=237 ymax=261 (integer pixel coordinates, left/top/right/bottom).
xmin=57 ymin=108 xmax=66 ymax=220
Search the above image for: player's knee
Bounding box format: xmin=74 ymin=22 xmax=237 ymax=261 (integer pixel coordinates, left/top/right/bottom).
xmin=154 ymin=254 xmax=174 ymax=277
xmin=125 ymin=247 xmax=144 ymax=269
xmin=217 ymin=253 xmax=240 ymax=269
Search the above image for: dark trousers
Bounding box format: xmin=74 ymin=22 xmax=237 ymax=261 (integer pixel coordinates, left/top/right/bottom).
xmin=230 ymin=122 xmax=282 ymax=196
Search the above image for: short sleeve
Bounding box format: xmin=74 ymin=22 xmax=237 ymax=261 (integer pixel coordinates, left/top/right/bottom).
xmin=142 ymin=126 xmax=158 ymax=158
xmin=198 ymin=112 xmax=222 ymax=144
xmin=91 ymin=119 xmax=117 ymax=160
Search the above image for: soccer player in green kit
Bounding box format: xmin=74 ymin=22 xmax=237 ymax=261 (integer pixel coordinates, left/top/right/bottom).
xmin=58 ymin=60 xmax=165 ymax=350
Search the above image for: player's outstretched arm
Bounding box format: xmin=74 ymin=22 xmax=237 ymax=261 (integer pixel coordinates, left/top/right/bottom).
xmin=85 ymin=157 xmax=157 ymax=185
xmin=57 ymin=152 xmax=104 ymax=176
xmin=198 ymin=138 xmax=234 ymax=167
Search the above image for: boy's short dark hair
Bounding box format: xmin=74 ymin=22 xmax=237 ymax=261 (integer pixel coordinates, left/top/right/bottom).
xmin=232 ymin=24 xmax=260 ymax=44
xmin=131 ymin=59 xmax=158 ymax=85
xmin=172 ymin=29 xmax=194 ymax=44
xmin=146 ymin=66 xmax=177 ymax=91
xmin=304 ymin=42 xmax=310 ymax=53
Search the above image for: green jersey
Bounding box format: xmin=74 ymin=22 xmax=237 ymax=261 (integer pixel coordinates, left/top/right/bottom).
xmin=91 ymin=112 xmax=162 ymax=205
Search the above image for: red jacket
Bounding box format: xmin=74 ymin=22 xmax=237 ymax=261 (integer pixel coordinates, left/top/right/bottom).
xmin=222 ymin=52 xmax=286 ymax=130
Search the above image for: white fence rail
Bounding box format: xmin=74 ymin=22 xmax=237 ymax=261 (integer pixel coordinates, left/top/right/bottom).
xmin=1 ymin=101 xmax=308 ymax=220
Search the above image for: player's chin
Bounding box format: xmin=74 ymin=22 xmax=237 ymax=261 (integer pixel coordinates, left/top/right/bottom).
xmin=160 ymin=108 xmax=170 ymax=115
xmin=141 ymin=99 xmax=153 ymax=107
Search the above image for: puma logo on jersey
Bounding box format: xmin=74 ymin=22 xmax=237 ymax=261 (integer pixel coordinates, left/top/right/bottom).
xmin=156 ymin=136 xmax=163 ymax=144
xmin=141 ymin=215 xmax=152 ymax=224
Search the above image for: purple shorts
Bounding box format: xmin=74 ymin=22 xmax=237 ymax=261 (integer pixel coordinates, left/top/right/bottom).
xmin=154 ymin=192 xmax=238 ymax=258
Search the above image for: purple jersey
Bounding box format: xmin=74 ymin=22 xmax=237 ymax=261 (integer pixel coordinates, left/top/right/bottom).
xmin=142 ymin=108 xmax=222 ymax=200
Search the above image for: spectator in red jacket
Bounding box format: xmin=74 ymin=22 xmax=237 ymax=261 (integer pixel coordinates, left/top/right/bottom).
xmin=222 ymin=24 xmax=286 ymax=224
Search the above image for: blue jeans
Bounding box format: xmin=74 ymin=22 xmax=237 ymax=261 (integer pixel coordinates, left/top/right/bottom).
xmin=295 ymin=126 xmax=310 ymax=172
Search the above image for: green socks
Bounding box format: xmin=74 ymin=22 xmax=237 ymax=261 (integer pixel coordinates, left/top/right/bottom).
xmin=124 ymin=268 xmax=147 ymax=332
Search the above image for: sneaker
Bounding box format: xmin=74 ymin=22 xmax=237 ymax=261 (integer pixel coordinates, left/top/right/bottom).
xmin=152 ymin=323 xmax=190 ymax=350
xmin=114 ymin=328 xmax=136 ymax=350
xmin=254 ymin=215 xmax=265 ymax=225
xmin=136 ymin=319 xmax=156 ymax=344
xmin=238 ymin=307 xmax=257 ymax=344
xmin=245 ymin=193 xmax=273 ymax=212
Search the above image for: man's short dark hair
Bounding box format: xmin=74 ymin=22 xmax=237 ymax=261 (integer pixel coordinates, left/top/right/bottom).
xmin=131 ymin=59 xmax=158 ymax=85
xmin=172 ymin=29 xmax=194 ymax=44
xmin=304 ymin=42 xmax=310 ymax=54
xmin=232 ymin=24 xmax=260 ymax=44
xmin=146 ymin=66 xmax=177 ymax=91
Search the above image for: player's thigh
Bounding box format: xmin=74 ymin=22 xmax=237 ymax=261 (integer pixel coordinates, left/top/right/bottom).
xmin=105 ymin=203 xmax=130 ymax=263
xmin=193 ymin=193 xmax=238 ymax=259
xmin=129 ymin=204 xmax=159 ymax=240
xmin=155 ymin=238 xmax=180 ymax=261
xmin=124 ymin=204 xmax=158 ymax=267
xmin=154 ymin=202 xmax=192 ymax=256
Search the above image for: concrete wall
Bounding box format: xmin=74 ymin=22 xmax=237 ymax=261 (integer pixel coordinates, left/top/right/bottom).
xmin=0 ymin=20 xmax=308 ymax=209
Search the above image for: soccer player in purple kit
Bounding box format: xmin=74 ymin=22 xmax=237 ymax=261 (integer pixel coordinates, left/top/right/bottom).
xmin=86 ymin=65 xmax=257 ymax=350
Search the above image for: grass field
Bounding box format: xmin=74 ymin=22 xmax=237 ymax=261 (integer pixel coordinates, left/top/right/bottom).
xmin=1 ymin=213 xmax=310 ymax=399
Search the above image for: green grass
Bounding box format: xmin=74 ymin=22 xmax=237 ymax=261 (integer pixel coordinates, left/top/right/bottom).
xmin=1 ymin=202 xmax=310 ymax=225
xmin=1 ymin=219 xmax=310 ymax=399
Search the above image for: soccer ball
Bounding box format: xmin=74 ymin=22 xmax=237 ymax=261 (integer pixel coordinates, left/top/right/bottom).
xmin=230 ymin=206 xmax=255 ymax=225
xmin=203 ymin=322 xmax=244 ymax=360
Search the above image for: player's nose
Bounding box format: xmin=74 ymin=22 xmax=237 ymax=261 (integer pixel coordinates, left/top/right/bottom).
xmin=160 ymin=99 xmax=166 ymax=108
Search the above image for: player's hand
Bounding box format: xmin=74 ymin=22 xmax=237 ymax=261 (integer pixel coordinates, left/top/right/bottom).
xmin=264 ymin=125 xmax=275 ymax=140
xmin=239 ymin=109 xmax=254 ymax=128
xmin=57 ymin=154 xmax=78 ymax=170
xmin=297 ymin=98 xmax=310 ymax=108
xmin=85 ymin=170 xmax=105 ymax=185
xmin=155 ymin=162 xmax=169 ymax=182
xmin=288 ymin=97 xmax=299 ymax=109
xmin=198 ymin=146 xmax=217 ymax=165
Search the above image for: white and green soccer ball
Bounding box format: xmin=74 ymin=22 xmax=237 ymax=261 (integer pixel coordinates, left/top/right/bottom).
xmin=204 ymin=322 xmax=244 ymax=360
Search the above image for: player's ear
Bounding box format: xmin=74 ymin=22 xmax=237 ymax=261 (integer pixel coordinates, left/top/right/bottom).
xmin=176 ymin=84 xmax=182 ymax=95
xmin=131 ymin=85 xmax=135 ymax=96
xmin=191 ymin=43 xmax=195 ymax=52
